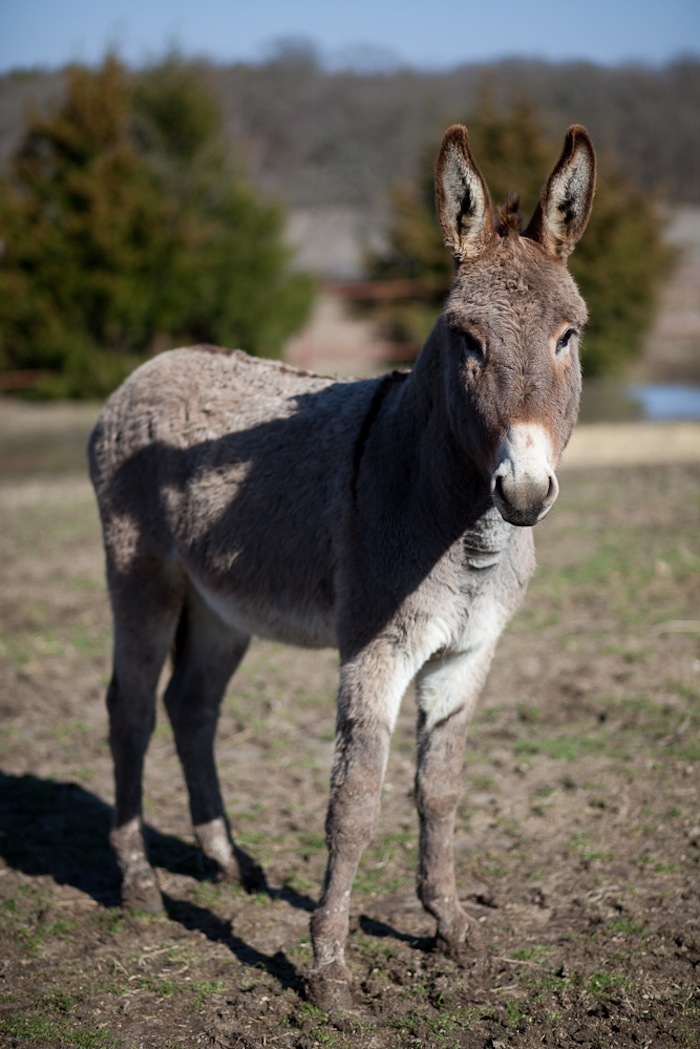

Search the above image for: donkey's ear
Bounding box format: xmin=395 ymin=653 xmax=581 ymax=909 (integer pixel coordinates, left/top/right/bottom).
xmin=435 ymin=125 xmax=495 ymax=260
xmin=526 ymin=125 xmax=596 ymax=260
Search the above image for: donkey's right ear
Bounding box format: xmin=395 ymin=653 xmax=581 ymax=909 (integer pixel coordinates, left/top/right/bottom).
xmin=435 ymin=125 xmax=495 ymax=260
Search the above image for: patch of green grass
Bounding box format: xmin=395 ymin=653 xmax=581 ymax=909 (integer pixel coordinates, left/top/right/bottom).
xmin=282 ymin=870 xmax=318 ymax=896
xmin=517 ymin=702 xmax=543 ymax=723
xmin=503 ymin=995 xmax=532 ymax=1028
xmin=470 ymin=772 xmax=498 ymax=791
xmin=151 ymin=717 xmax=175 ymax=742
xmin=531 ymin=801 xmax=553 ymax=817
xmin=0 ymin=621 xmax=110 ymax=667
xmin=136 ymin=977 xmax=178 ymax=998
xmin=0 ymin=888 xmax=88 ymax=956
xmin=93 ymin=908 xmax=125 ymax=937
xmin=477 ymin=858 xmax=508 ymax=880
xmin=0 ymin=632 xmax=36 ymax=665
xmin=514 ymin=733 xmax=614 ymax=761
xmin=566 ymin=829 xmax=616 ymax=863
xmin=516 ymin=960 xmax=575 ymax=1000
xmin=609 ymin=916 xmax=647 ymax=936
xmin=70 ymin=626 xmax=111 ymax=657
xmin=512 ymin=944 xmax=549 ymax=963
xmin=509 ymin=606 xmax=560 ymax=633
xmin=299 ymin=829 xmax=326 ymax=852
xmin=2 ymin=994 xmax=117 ymax=1047
xmin=387 ymin=1006 xmax=481 ymax=1044
xmin=587 ymin=969 xmax=628 ymax=997
xmin=189 ymin=880 xmax=228 ymax=909
xmin=352 ymin=828 xmax=419 ymax=897
xmin=676 ymin=740 xmax=700 ymax=762
xmin=191 ymin=979 xmax=224 ymax=1005
xmin=65 ymin=572 xmax=103 ymax=593
xmin=354 ymin=861 xmax=403 ymax=897
xmin=355 ymin=937 xmax=396 ymax=966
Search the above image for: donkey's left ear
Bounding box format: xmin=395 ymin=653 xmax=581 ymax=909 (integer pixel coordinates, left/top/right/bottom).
xmin=526 ymin=125 xmax=596 ymax=260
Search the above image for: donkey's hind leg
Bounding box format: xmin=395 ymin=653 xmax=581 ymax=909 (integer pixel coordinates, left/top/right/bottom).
xmin=163 ymin=586 xmax=255 ymax=887
xmin=107 ymin=561 xmax=185 ymax=913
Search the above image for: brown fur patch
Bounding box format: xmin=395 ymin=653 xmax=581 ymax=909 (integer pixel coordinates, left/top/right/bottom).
xmin=496 ymin=194 xmax=523 ymax=238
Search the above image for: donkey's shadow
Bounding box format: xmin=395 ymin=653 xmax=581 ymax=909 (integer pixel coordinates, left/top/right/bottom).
xmin=0 ymin=772 xmax=430 ymax=994
xmin=0 ymin=772 xmax=311 ymax=993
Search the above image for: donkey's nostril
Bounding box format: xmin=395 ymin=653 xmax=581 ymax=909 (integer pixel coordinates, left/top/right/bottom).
xmin=544 ymin=471 xmax=559 ymax=508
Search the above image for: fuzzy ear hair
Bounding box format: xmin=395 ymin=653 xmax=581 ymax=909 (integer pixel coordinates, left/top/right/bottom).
xmin=526 ymin=125 xmax=596 ymax=260
xmin=435 ymin=125 xmax=495 ymax=260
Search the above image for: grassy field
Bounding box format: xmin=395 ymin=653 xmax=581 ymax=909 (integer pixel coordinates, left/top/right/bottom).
xmin=0 ymin=423 xmax=698 ymax=1047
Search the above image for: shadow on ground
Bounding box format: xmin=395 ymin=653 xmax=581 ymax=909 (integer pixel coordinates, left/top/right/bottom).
xmin=0 ymin=772 xmax=318 ymax=995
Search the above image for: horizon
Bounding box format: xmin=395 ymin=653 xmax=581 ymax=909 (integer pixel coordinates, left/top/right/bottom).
xmin=1 ymin=0 xmax=699 ymax=75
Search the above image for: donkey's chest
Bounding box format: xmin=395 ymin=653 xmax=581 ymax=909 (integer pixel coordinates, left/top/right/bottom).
xmin=408 ymin=520 xmax=535 ymax=659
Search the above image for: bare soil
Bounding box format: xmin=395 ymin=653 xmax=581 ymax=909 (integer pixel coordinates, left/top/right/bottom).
xmin=0 ymin=427 xmax=699 ymax=1048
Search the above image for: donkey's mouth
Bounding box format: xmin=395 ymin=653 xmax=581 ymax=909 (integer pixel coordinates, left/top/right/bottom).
xmin=490 ymin=423 xmax=560 ymax=527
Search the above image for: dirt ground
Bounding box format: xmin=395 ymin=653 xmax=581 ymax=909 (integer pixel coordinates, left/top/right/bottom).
xmin=0 ymin=415 xmax=699 ymax=1048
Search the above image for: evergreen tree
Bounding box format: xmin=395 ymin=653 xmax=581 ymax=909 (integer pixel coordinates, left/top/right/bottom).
xmin=132 ymin=57 xmax=313 ymax=360
xmin=364 ymin=97 xmax=672 ymax=376
xmin=0 ymin=55 xmax=313 ymax=397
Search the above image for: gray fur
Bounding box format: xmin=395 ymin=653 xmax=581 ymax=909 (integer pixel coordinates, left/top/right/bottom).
xmin=89 ymin=124 xmax=595 ymax=1010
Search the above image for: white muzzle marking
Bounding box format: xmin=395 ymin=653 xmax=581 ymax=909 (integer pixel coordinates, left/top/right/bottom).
xmin=491 ymin=423 xmax=559 ymax=526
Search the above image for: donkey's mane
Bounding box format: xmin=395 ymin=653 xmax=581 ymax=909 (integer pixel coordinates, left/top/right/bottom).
xmin=496 ymin=194 xmax=523 ymax=237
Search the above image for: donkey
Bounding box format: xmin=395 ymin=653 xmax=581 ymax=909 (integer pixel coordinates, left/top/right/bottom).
xmin=89 ymin=123 xmax=595 ymax=1010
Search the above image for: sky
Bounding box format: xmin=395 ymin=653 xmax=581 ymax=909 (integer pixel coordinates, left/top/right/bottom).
xmin=1 ymin=0 xmax=699 ymax=73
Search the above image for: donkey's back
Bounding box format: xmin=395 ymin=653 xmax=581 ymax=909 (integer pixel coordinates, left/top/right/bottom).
xmin=90 ymin=346 xmax=382 ymax=649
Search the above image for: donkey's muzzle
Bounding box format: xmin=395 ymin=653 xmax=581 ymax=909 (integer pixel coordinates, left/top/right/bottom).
xmin=491 ymin=424 xmax=559 ymax=527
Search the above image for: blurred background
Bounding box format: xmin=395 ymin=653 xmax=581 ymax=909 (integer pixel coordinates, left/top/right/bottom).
xmin=1 ymin=0 xmax=699 ymax=461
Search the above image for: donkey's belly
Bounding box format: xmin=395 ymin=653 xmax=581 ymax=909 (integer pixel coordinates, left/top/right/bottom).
xmin=189 ymin=570 xmax=338 ymax=649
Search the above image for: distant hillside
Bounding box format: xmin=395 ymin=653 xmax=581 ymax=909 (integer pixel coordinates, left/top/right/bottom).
xmin=1 ymin=53 xmax=699 ymax=220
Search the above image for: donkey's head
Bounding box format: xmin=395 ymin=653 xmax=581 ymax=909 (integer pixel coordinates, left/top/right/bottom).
xmin=434 ymin=123 xmax=595 ymax=526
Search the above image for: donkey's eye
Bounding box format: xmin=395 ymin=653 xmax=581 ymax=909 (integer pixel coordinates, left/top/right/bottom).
xmin=555 ymin=328 xmax=577 ymax=356
xmin=461 ymin=331 xmax=485 ymax=359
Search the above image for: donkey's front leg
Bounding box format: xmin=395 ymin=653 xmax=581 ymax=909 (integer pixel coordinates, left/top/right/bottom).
xmin=414 ymin=648 xmax=494 ymax=961
xmin=308 ymin=657 xmax=407 ymax=1011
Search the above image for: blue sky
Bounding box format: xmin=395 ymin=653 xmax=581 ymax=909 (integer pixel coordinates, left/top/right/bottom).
xmin=1 ymin=0 xmax=698 ymax=72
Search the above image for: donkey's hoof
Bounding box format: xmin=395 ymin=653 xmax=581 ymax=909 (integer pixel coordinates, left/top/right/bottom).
xmin=217 ymin=852 xmax=267 ymax=894
xmin=306 ymin=962 xmax=355 ymax=1013
xmin=435 ymin=916 xmax=484 ymax=964
xmin=122 ymin=875 xmax=164 ymax=915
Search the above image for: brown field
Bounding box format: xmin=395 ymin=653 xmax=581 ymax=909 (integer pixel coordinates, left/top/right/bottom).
xmin=0 ymin=411 xmax=699 ymax=1048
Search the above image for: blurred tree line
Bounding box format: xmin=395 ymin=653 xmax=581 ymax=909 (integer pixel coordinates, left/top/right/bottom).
xmin=0 ymin=55 xmax=313 ymax=397
xmin=0 ymin=47 xmax=693 ymax=394
xmin=362 ymin=97 xmax=673 ymax=375
xmin=2 ymin=50 xmax=699 ymax=208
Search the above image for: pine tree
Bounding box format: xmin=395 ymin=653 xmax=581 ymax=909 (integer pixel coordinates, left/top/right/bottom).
xmin=132 ymin=57 xmax=313 ymax=360
xmin=0 ymin=55 xmax=313 ymax=397
xmin=0 ymin=56 xmax=166 ymax=392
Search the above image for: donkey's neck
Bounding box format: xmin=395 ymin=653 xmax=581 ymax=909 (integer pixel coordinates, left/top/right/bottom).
xmin=374 ymin=334 xmax=511 ymax=559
